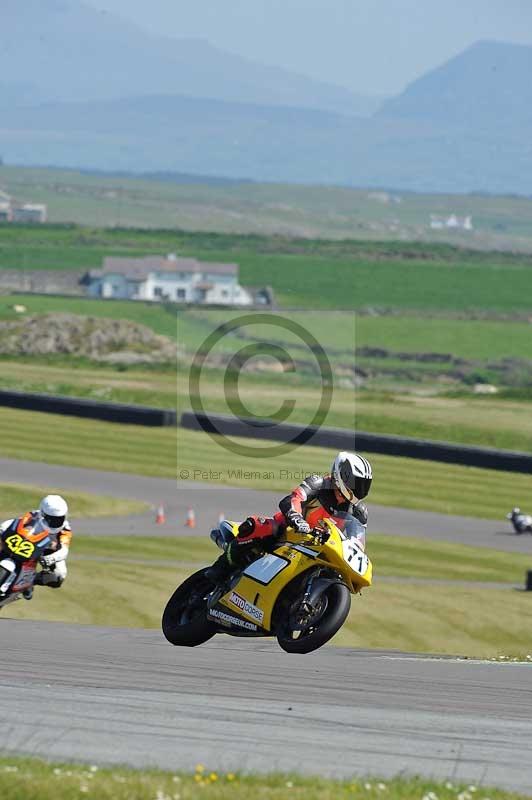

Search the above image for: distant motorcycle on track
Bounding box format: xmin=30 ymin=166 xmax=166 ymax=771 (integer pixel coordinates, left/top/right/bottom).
xmin=507 ymin=508 xmax=532 ymax=535
xmin=162 ymin=511 xmax=372 ymax=654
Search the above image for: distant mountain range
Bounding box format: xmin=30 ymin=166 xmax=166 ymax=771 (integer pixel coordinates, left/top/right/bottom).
xmin=0 ymin=0 xmax=381 ymax=117
xmin=1 ymin=0 xmax=531 ymax=194
xmin=378 ymin=40 xmax=532 ymax=128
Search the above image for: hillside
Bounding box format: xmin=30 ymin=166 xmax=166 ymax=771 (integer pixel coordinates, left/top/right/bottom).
xmin=1 ymin=28 xmax=531 ymax=193
xmin=0 ymin=0 xmax=377 ymax=117
xmin=3 ymin=165 xmax=532 ymax=249
xmin=2 ymin=91 xmax=531 ymax=194
xmin=378 ymin=40 xmax=532 ymax=127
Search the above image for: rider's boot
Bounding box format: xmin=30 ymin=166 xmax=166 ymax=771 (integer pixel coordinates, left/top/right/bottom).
xmin=204 ymin=552 xmax=233 ymax=584
xmin=33 ymin=572 xmax=62 ymax=589
xmin=22 ymin=587 xmax=33 ymax=600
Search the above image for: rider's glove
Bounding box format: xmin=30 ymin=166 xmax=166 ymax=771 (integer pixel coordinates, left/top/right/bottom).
xmin=40 ymin=553 xmax=57 ymax=568
xmin=309 ymin=524 xmax=328 ymax=543
xmin=287 ymin=513 xmax=311 ymax=535
xmin=238 ymin=517 xmax=256 ymax=537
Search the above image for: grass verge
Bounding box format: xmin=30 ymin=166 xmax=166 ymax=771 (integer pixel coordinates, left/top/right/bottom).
xmin=0 ymin=407 xmax=177 ymax=478
xmin=0 ymin=483 xmax=147 ymax=519
xmin=71 ymin=533 xmax=529 ymax=585
xmin=1 ymin=756 xmax=528 ymax=800
xmin=5 ymin=534 xmax=532 ymax=659
xmin=0 ymin=409 xmax=529 ymax=520
xmin=4 ymin=355 xmax=532 ymax=452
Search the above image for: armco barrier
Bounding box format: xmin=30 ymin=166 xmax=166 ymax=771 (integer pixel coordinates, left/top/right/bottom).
xmin=181 ymin=411 xmax=532 ymax=474
xmin=0 ymin=389 xmax=177 ymax=426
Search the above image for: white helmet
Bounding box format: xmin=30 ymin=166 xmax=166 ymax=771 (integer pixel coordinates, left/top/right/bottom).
xmin=39 ymin=494 xmax=68 ymax=533
xmin=332 ymin=451 xmax=372 ymax=502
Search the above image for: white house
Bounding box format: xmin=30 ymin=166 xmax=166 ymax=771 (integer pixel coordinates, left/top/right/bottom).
xmin=84 ymin=254 xmax=254 ymax=305
xmin=0 ymin=191 xmax=47 ymax=223
xmin=429 ymin=214 xmax=473 ymax=231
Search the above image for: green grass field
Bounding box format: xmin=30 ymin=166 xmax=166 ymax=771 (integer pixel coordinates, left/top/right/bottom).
xmin=0 ymin=357 xmax=177 ymax=409
xmin=1 ymin=756 xmax=526 ymax=800
xmin=3 ymin=162 xmax=532 ymax=251
xmin=70 ymin=533 xmax=529 ymax=585
xmin=2 ymin=223 xmax=532 ymax=311
xmin=2 ymin=291 xmax=532 ymax=394
xmin=3 ymin=356 xmax=532 ymax=453
xmin=6 ymin=533 xmax=532 ymax=659
xmin=0 ymin=483 xmax=146 ymax=519
xmin=9 ymin=296 xmax=532 ymax=360
xmin=0 ymin=408 xmax=529 ymax=520
xmin=0 ymin=294 xmax=178 ymax=339
xmin=1 ymin=222 xmax=532 ymax=396
xmin=179 ymin=307 xmax=532 ymax=360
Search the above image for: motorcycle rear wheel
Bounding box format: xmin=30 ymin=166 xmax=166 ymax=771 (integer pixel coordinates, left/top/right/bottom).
xmin=277 ymin=582 xmax=351 ymax=654
xmin=162 ymin=568 xmax=217 ymax=647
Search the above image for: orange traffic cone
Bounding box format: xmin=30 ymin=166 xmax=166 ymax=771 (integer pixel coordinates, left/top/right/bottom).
xmin=185 ymin=507 xmax=196 ymax=528
xmin=155 ymin=505 xmax=166 ymax=525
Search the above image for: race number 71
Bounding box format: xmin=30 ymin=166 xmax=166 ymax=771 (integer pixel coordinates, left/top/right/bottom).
xmin=342 ymin=540 xmax=368 ymax=575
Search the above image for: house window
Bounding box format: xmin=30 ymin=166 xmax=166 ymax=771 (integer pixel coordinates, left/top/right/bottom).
xmin=176 ymin=288 xmax=186 ymax=300
xmin=221 ymin=289 xmax=229 ymax=298
xmin=154 ymin=287 xmax=164 ymax=298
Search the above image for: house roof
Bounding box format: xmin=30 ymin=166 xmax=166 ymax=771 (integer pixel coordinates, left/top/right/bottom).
xmin=88 ymin=256 xmax=238 ymax=281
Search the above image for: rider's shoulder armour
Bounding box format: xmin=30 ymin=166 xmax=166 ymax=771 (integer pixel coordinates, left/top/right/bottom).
xmin=353 ymin=501 xmax=368 ymax=526
xmin=14 ymin=511 xmax=40 ymax=535
xmin=300 ymin=474 xmax=324 ymax=499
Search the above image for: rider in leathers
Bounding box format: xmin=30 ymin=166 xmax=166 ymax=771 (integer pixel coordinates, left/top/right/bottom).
xmin=0 ymin=494 xmax=71 ymax=599
xmin=206 ymin=451 xmax=373 ymax=582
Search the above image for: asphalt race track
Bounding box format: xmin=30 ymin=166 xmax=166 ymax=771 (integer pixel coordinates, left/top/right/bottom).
xmin=1 ymin=619 xmax=531 ymax=792
xmin=2 ymin=458 xmax=532 ymax=791
xmin=1 ymin=457 xmax=531 ymax=553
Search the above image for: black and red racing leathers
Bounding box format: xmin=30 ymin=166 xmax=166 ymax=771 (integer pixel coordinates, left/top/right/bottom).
xmin=225 ymin=474 xmax=368 ymax=566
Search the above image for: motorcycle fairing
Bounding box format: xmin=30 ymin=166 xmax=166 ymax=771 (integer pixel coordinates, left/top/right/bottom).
xmin=217 ymin=545 xmax=322 ymax=632
xmin=11 ymin=563 xmax=36 ymax=592
xmin=214 ymin=516 xmax=373 ymax=635
xmin=206 ymin=602 xmax=267 ymax=636
xmin=2 ymin=517 xmax=51 ymax=562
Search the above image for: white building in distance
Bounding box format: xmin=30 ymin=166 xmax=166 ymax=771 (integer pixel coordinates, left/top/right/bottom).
xmin=84 ymin=254 xmax=254 ymax=305
xmin=430 ymin=214 xmax=473 ymax=231
xmin=0 ymin=192 xmax=47 ymax=223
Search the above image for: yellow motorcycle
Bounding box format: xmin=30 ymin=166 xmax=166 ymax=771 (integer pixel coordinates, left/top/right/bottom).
xmin=162 ymin=511 xmax=372 ymax=654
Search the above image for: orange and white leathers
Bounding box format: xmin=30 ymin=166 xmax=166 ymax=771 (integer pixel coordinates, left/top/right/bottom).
xmin=0 ymin=511 xmax=72 ymax=586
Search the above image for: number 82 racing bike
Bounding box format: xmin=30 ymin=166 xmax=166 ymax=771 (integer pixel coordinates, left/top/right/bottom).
xmin=162 ymin=511 xmax=372 ymax=654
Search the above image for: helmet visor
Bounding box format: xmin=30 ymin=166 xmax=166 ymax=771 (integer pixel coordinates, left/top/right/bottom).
xmin=353 ymin=476 xmax=372 ymax=501
xmin=44 ymin=514 xmax=65 ymax=530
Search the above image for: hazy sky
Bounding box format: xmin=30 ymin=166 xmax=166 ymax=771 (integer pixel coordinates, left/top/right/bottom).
xmin=86 ymin=0 xmax=532 ymax=95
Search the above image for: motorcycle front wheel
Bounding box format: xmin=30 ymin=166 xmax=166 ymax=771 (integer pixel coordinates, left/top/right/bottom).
xmin=0 ymin=566 xmax=12 ymax=611
xmin=276 ymin=582 xmax=351 ymax=654
xmin=162 ymin=568 xmax=217 ymax=647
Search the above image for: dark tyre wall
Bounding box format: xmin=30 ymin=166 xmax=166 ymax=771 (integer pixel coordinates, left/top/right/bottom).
xmin=181 ymin=410 xmax=532 ymax=474
xmin=0 ymin=389 xmax=176 ymax=426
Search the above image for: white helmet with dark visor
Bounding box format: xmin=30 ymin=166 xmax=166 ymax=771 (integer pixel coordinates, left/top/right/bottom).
xmin=332 ymin=451 xmax=372 ymax=502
